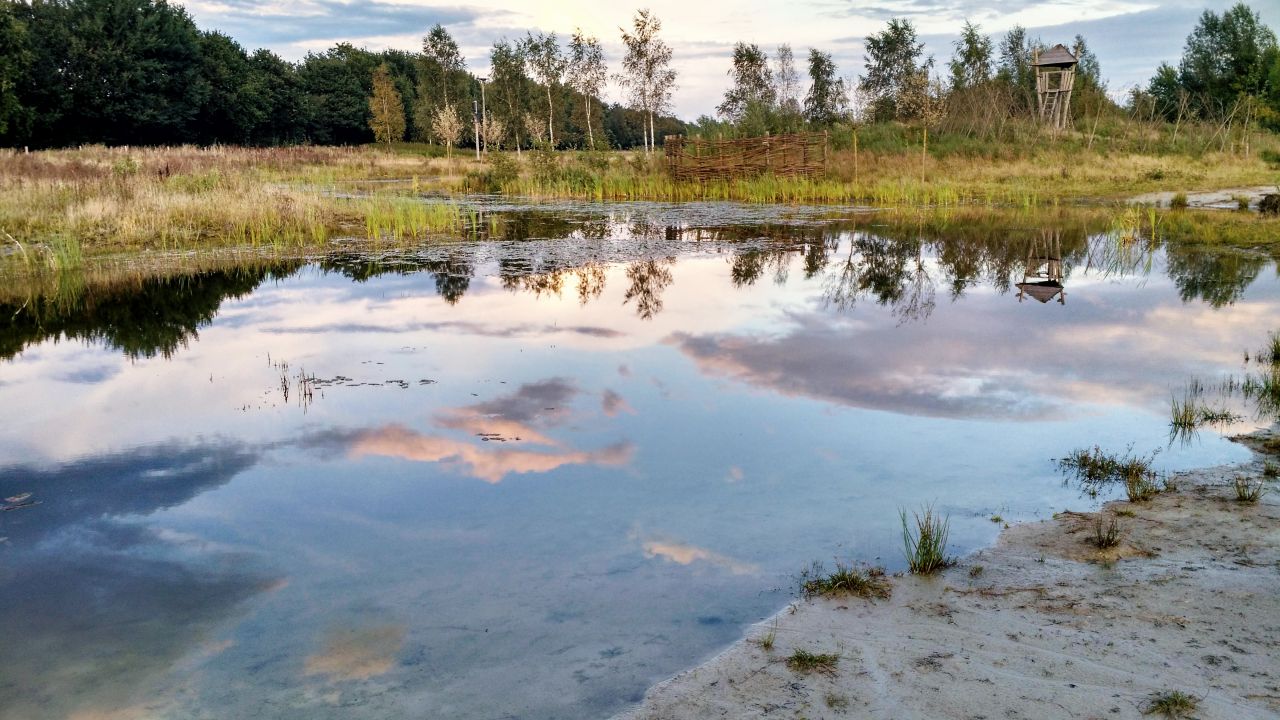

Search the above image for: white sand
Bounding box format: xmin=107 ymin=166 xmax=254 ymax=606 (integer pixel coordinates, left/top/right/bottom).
xmin=623 ymin=431 xmax=1280 ymax=719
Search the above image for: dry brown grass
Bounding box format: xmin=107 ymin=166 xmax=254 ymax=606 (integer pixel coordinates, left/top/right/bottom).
xmin=0 ymin=145 xmax=480 ymax=255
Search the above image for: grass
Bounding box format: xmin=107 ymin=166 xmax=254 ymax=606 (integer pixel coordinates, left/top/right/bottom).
xmin=1142 ymin=690 xmax=1200 ymax=718
xmin=1170 ymin=390 xmax=1244 ymax=444
xmin=901 ymin=505 xmax=952 ymax=575
xmin=478 ymin=116 xmax=1280 ymax=206
xmin=824 ymin=692 xmax=850 ymax=710
xmin=755 ymin=620 xmax=777 ymax=651
xmin=1058 ymin=446 xmax=1162 ymax=502
xmin=786 ymin=649 xmax=839 ymax=674
xmin=798 ymin=562 xmax=892 ymax=600
xmin=1263 ymin=461 xmax=1278 ymax=479
xmin=1232 ymin=476 xmax=1266 ymax=503
xmin=3 ymin=142 xmax=1280 ymax=282
xmin=1091 ymin=514 xmax=1123 ymax=549
xmin=0 ymin=145 xmax=479 ymax=258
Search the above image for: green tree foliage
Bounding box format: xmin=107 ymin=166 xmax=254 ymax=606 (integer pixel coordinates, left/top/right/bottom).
xmin=567 ymin=30 xmax=606 ymax=149
xmin=718 ymin=42 xmax=774 ymax=123
xmin=1142 ymin=3 xmax=1278 ymax=124
xmin=299 ymin=44 xmax=379 ymax=145
xmin=522 ymin=31 xmax=565 ymax=146
xmin=618 ymin=9 xmax=676 ymax=152
xmin=0 ymin=3 xmax=30 ymax=137
xmin=1180 ymin=3 xmax=1277 ymax=116
xmin=490 ymin=39 xmax=531 ymax=151
xmin=12 ymin=0 xmax=205 ymax=146
xmin=773 ymin=44 xmax=802 ymax=130
xmin=996 ymin=25 xmax=1037 ymax=115
xmin=245 ymin=49 xmax=306 ymax=145
xmin=948 ymin=21 xmax=993 ymax=91
xmin=369 ymin=63 xmax=406 ymax=144
xmin=196 ymin=31 xmax=260 ymax=145
xmin=0 ymin=0 xmax=683 ymax=149
xmin=862 ymin=18 xmax=931 ymax=122
xmin=415 ymin=24 xmax=469 ymax=144
xmin=804 ymin=49 xmax=847 ymax=126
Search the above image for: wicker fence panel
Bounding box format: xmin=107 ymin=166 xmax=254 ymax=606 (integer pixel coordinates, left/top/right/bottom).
xmin=664 ymin=133 xmax=828 ymax=182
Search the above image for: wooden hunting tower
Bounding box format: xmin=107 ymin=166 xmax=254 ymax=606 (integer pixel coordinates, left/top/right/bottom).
xmin=1017 ymin=230 xmax=1066 ymax=305
xmin=1033 ymin=44 xmax=1077 ymax=130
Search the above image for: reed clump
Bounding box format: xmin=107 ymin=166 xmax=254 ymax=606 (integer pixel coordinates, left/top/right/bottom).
xmin=1142 ymin=690 xmax=1199 ymax=718
xmin=798 ymin=562 xmax=891 ymax=600
xmin=901 ymin=505 xmax=952 ymax=574
xmin=1058 ymin=446 xmax=1162 ymax=502
xmin=1232 ymin=476 xmax=1266 ymax=503
xmin=1090 ymin=514 xmax=1123 ymax=549
xmin=786 ymin=649 xmax=839 ymax=674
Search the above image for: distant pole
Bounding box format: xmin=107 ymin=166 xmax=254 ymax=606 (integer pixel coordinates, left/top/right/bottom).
xmin=473 ymin=99 xmax=480 ymax=161
xmin=479 ymin=78 xmax=488 ymax=154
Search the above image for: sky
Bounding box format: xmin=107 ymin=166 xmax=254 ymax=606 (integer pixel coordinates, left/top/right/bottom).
xmin=177 ymin=1 xmax=1280 ymax=119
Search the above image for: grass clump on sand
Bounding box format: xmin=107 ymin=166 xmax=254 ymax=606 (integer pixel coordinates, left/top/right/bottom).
xmin=1091 ymin=514 xmax=1123 ymax=549
xmin=1142 ymin=690 xmax=1199 ymax=718
xmin=1058 ymin=446 xmax=1161 ymax=502
xmin=798 ymin=562 xmax=891 ymax=600
xmin=786 ymin=649 xmax=839 ymax=674
xmin=1232 ymin=476 xmax=1266 ymax=503
xmin=901 ymin=505 xmax=952 ymax=574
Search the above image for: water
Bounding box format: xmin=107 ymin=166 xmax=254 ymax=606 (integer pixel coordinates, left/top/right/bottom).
xmin=1 ymin=205 xmax=1276 ymax=719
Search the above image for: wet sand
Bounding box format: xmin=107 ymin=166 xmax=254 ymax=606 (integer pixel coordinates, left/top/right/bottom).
xmin=623 ymin=429 xmax=1280 ymax=719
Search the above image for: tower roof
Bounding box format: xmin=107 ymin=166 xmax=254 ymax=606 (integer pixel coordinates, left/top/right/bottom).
xmin=1034 ymin=44 xmax=1077 ymax=68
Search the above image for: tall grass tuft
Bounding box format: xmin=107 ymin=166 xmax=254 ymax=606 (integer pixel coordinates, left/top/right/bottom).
xmin=1142 ymin=690 xmax=1199 ymax=718
xmin=786 ymin=649 xmax=839 ymax=674
xmin=798 ymin=562 xmax=891 ymax=600
xmin=1232 ymin=476 xmax=1266 ymax=503
xmin=1090 ymin=514 xmax=1123 ymax=549
xmin=901 ymin=505 xmax=952 ymax=574
xmin=1058 ymin=446 xmax=1161 ymax=502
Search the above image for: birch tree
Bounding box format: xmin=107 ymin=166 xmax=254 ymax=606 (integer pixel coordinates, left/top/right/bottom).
xmin=490 ymin=39 xmax=530 ymax=154
xmin=433 ymin=103 xmax=463 ymax=155
xmin=522 ymin=31 xmax=565 ymax=147
xmin=567 ymin=30 xmax=606 ymax=149
xmin=368 ymin=63 xmax=405 ymax=143
xmin=619 ymin=9 xmax=676 ymax=153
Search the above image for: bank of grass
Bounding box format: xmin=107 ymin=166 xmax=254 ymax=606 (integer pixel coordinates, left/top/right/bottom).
xmin=487 ymin=146 xmax=1277 ymax=208
xmin=0 ymin=144 xmax=479 ymax=255
xmin=3 ymin=136 xmax=1280 ymax=274
xmin=475 ymin=118 xmax=1280 ymax=206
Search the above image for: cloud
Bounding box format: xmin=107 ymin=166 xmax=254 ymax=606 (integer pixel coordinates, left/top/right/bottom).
xmin=666 ymin=292 xmax=1280 ymax=422
xmin=303 ymin=624 xmax=406 ymax=681
xmin=0 ymin=442 xmax=274 ymax=720
xmin=348 ymin=424 xmax=634 ymax=483
xmin=181 ymin=0 xmax=495 ymax=46
xmin=601 ymin=389 xmax=635 ymax=417
xmin=298 ymin=377 xmax=632 ymax=482
xmin=261 ymin=320 xmax=624 ymax=339
xmin=639 ymin=535 xmax=759 ymax=575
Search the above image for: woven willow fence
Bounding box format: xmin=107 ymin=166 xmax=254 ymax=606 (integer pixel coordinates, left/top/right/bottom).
xmin=663 ymin=132 xmax=828 ymax=181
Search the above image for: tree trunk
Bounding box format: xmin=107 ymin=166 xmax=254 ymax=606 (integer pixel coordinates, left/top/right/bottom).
xmin=585 ymin=96 xmax=594 ymax=150
xmin=546 ymin=86 xmax=555 ymax=148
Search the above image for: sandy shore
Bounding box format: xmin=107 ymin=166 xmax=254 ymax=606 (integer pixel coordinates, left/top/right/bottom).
xmin=622 ymin=430 xmax=1280 ymax=719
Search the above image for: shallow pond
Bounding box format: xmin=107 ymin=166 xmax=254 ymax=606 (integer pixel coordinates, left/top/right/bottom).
xmin=1 ymin=203 xmax=1276 ymax=719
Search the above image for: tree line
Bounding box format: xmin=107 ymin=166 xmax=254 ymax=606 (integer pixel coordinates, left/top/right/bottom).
xmin=2 ymin=0 xmax=1276 ymax=150
xmin=704 ymin=2 xmax=1278 ymax=138
xmin=0 ymin=0 xmax=686 ymax=149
